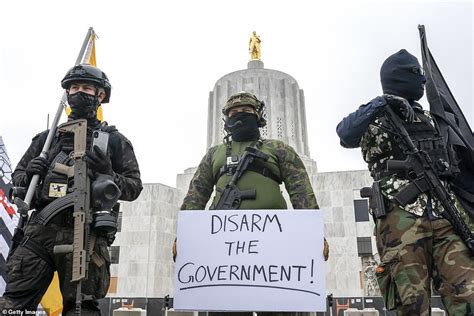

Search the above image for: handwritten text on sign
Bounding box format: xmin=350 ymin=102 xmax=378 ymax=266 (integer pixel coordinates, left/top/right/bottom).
xmin=174 ymin=210 xmax=325 ymax=312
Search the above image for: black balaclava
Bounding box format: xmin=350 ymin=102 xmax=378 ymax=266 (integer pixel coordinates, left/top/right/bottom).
xmin=380 ymin=49 xmax=426 ymax=102
xmin=67 ymin=88 xmax=100 ymax=127
xmin=225 ymin=112 xmax=260 ymax=142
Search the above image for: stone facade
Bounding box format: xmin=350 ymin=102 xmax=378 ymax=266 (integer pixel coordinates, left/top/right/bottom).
xmin=108 ymin=184 xmax=184 ymax=297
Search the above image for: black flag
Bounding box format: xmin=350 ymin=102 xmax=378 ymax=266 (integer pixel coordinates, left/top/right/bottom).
xmin=418 ymin=25 xmax=474 ymax=221
xmin=418 ymin=25 xmax=474 ymax=149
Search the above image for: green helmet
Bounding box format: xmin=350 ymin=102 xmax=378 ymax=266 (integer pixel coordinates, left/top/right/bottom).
xmin=61 ymin=64 xmax=111 ymax=103
xmin=222 ymin=91 xmax=267 ymax=127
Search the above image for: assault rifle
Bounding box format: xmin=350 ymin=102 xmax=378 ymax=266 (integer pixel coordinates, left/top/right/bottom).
xmin=52 ymin=120 xmax=92 ymax=314
xmin=383 ymin=106 xmax=474 ymax=255
xmin=212 ymin=146 xmax=269 ymax=210
xmin=50 ymin=120 xmax=120 ymax=315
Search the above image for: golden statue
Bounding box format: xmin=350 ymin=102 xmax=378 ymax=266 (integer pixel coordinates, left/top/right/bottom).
xmin=249 ymin=31 xmax=261 ymax=60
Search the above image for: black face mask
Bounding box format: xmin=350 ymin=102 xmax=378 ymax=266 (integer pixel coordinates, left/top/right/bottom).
xmin=67 ymin=91 xmax=99 ymax=120
xmin=380 ymin=49 xmax=426 ymax=102
xmin=225 ymin=112 xmax=260 ymax=142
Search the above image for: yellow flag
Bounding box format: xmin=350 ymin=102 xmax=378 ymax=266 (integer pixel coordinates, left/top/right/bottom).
xmin=40 ymin=272 xmax=62 ymax=315
xmin=88 ymin=33 xmax=97 ymax=67
xmin=86 ymin=33 xmax=104 ymax=122
xmin=66 ymin=31 xmax=104 ymax=121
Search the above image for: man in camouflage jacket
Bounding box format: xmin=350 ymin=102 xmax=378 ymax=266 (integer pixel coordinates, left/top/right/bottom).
xmin=337 ymin=49 xmax=474 ymax=315
xmin=179 ymin=93 xmax=329 ymax=316
xmin=181 ymin=92 xmax=319 ymax=211
xmin=0 ymin=64 xmax=142 ymax=315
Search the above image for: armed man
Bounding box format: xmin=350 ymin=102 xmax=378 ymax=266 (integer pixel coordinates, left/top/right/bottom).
xmin=179 ymin=91 xmax=328 ymax=315
xmin=336 ymin=49 xmax=474 ymax=315
xmin=0 ymin=64 xmax=142 ymax=314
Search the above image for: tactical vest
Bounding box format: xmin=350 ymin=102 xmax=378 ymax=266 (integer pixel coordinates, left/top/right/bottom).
xmin=211 ymin=140 xmax=286 ymax=209
xmin=370 ymin=111 xmax=460 ymax=180
xmin=36 ymin=123 xmax=115 ymax=209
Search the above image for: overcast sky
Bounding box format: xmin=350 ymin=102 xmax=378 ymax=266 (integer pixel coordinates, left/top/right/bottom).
xmin=0 ymin=0 xmax=472 ymax=187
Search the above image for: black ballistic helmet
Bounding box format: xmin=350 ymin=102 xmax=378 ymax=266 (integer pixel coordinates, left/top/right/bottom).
xmin=61 ymin=64 xmax=112 ymax=103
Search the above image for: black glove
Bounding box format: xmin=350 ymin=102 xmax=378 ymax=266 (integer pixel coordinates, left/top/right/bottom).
xmin=87 ymin=146 xmax=113 ymax=176
xmin=26 ymin=156 xmax=49 ymax=180
xmin=383 ymin=94 xmax=415 ymax=123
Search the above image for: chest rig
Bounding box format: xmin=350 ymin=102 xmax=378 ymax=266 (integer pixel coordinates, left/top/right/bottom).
xmin=372 ymin=111 xmax=459 ymax=180
xmin=218 ymin=140 xmax=282 ymax=184
xmin=37 ymin=125 xmax=101 ymax=208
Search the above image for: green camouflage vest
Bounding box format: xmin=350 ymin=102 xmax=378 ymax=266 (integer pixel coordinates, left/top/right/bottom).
xmin=211 ymin=140 xmax=287 ymax=209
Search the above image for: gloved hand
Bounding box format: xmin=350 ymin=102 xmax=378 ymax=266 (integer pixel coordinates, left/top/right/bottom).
xmin=323 ymin=237 xmax=329 ymax=261
xmin=383 ymin=94 xmax=415 ymax=123
xmin=172 ymin=238 xmax=177 ymax=262
xmin=26 ymin=156 xmax=49 ymax=180
xmin=87 ymin=146 xmax=113 ymax=176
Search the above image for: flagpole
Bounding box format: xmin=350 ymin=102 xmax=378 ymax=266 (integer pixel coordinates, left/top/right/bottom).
xmin=17 ymin=27 xmax=95 ymax=224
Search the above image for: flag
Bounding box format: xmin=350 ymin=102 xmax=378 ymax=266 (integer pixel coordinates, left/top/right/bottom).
xmin=0 ymin=136 xmax=19 ymax=295
xmin=40 ymin=274 xmax=62 ymax=316
xmin=418 ymin=25 xmax=474 ymax=221
xmin=418 ymin=25 xmax=474 ymax=149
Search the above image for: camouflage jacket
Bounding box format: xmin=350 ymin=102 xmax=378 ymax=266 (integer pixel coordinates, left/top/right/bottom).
xmin=359 ymin=111 xmax=439 ymax=216
xmin=338 ymin=96 xmax=448 ymax=217
xmin=180 ymin=139 xmax=318 ymax=210
xmin=13 ymin=121 xmax=143 ymax=204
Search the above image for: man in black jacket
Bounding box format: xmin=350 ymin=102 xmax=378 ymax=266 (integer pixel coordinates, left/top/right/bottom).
xmin=0 ymin=64 xmax=142 ymax=315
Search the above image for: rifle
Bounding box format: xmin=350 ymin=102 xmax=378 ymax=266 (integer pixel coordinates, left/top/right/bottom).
xmin=50 ymin=120 xmax=91 ymax=314
xmin=383 ymin=106 xmax=474 ymax=255
xmin=50 ymin=120 xmax=121 ymax=315
xmin=211 ymin=146 xmax=269 ymax=210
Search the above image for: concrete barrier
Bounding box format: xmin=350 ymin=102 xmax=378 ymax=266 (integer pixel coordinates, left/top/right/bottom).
xmin=432 ymin=308 xmax=446 ymax=316
xmin=343 ymin=308 xmax=379 ymax=316
xmin=113 ymin=308 xmax=147 ymax=316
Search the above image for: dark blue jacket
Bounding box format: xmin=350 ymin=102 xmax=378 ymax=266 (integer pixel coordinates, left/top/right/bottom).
xmin=336 ymin=96 xmax=387 ymax=148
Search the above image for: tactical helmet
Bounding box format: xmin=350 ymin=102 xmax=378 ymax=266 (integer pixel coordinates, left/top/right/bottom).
xmin=222 ymin=91 xmax=267 ymax=127
xmin=61 ymin=64 xmax=111 ymax=103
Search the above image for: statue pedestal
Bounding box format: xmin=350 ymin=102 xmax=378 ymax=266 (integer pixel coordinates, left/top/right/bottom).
xmin=247 ymin=60 xmax=264 ymax=69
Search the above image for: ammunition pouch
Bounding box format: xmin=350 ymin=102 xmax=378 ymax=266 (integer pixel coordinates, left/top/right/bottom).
xmin=38 ymin=151 xmax=73 ymax=206
xmin=414 ymin=136 xmax=459 ymax=180
xmin=391 ymin=177 xmax=431 ymax=207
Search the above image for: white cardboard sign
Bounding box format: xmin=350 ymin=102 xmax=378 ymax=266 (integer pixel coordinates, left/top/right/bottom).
xmin=174 ymin=210 xmax=326 ymax=312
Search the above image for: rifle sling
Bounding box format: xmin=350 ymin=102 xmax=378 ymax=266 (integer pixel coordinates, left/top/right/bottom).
xmin=219 ymin=163 xmax=281 ymax=184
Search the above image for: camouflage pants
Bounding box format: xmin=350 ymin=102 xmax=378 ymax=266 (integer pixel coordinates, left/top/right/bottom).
xmin=375 ymin=206 xmax=474 ymax=316
xmin=0 ymin=223 xmax=110 ymax=315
